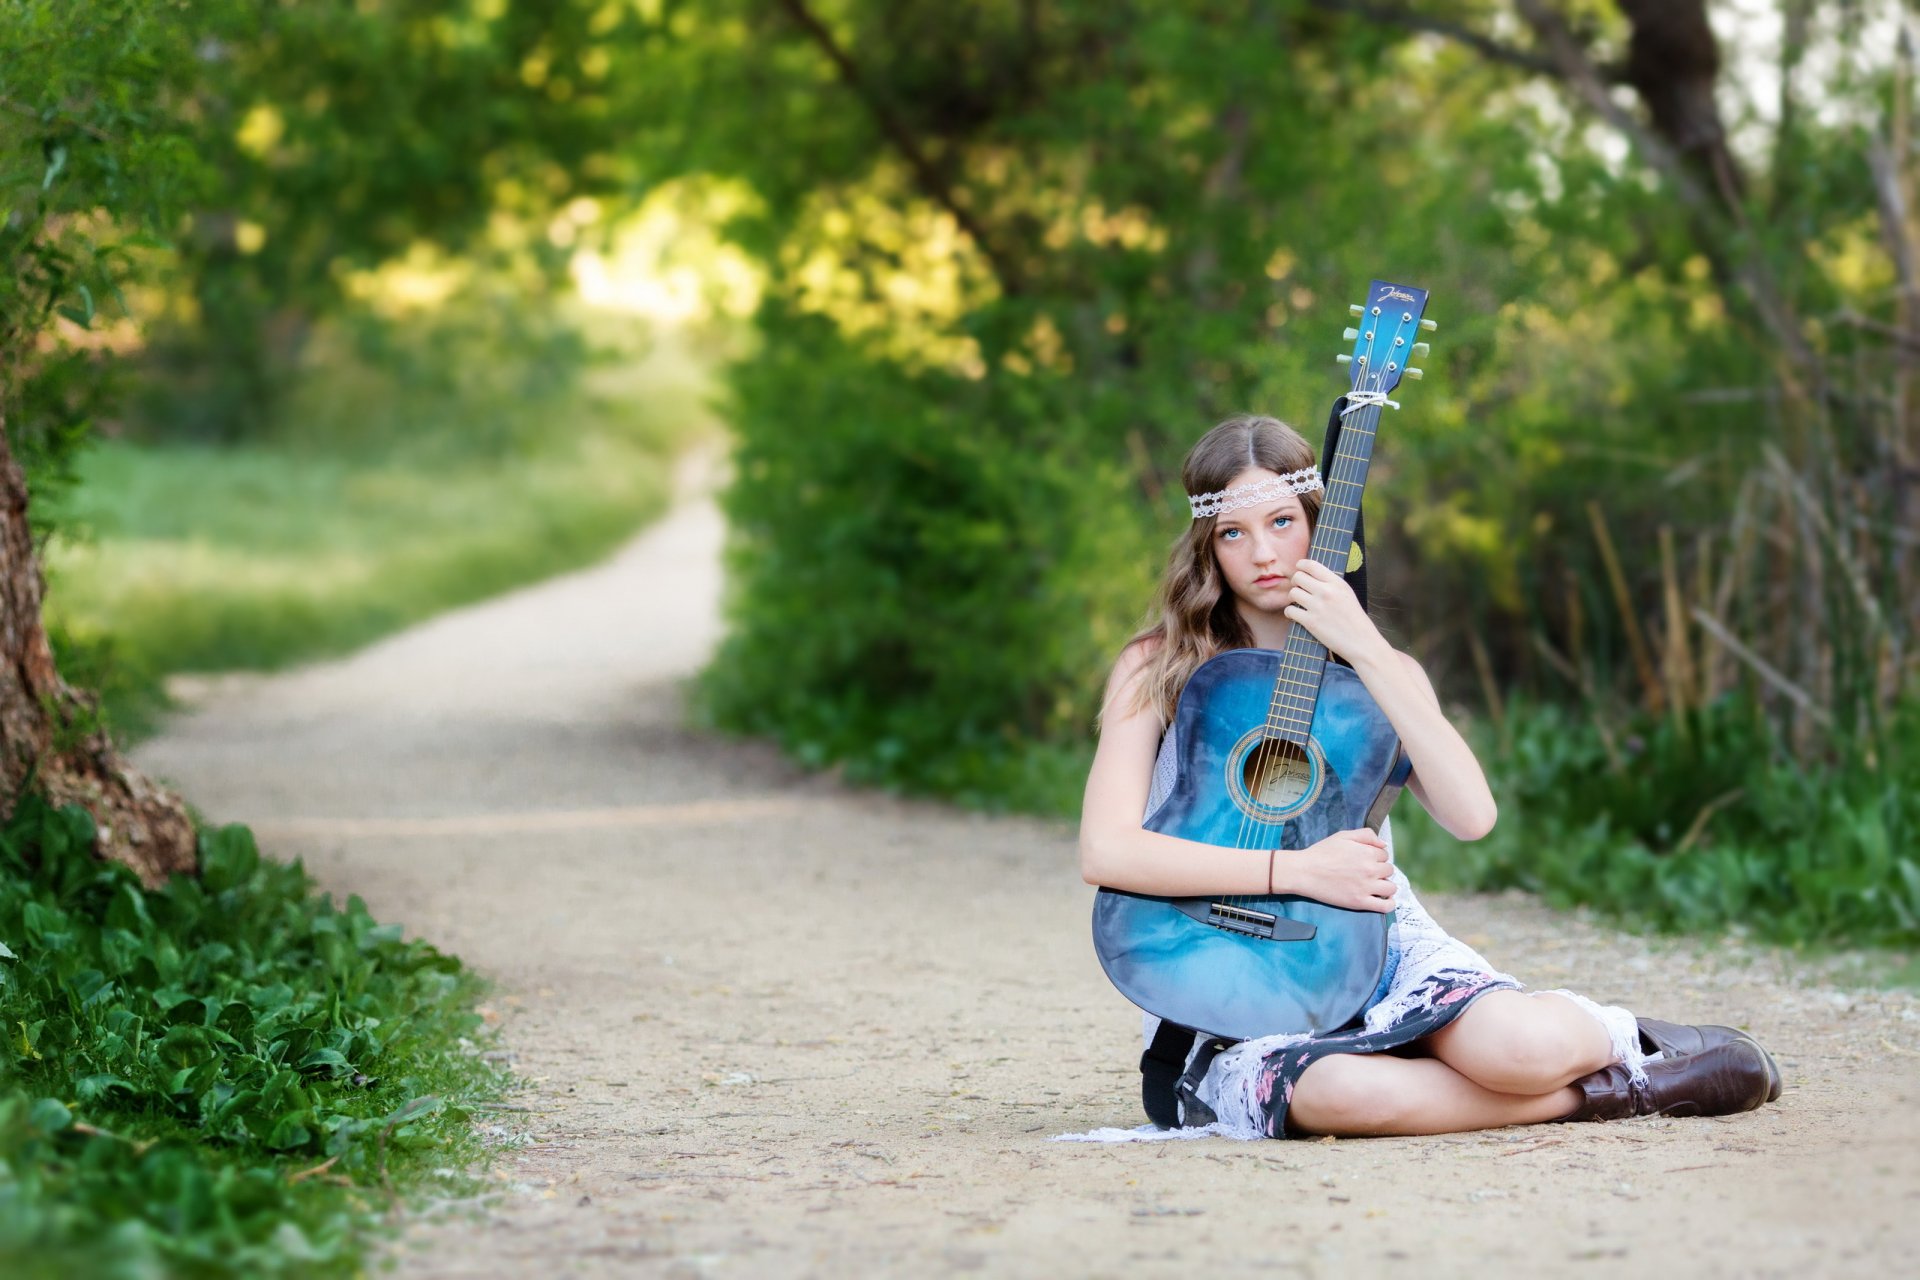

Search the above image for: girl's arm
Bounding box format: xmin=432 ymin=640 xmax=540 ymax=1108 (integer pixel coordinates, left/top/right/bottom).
xmin=1285 ymin=559 xmax=1498 ymax=841
xmin=1078 ymin=641 xmax=1398 ymax=912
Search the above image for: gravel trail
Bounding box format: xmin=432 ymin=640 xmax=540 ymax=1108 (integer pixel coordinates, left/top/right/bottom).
xmin=134 ymin=461 xmax=1920 ymax=1279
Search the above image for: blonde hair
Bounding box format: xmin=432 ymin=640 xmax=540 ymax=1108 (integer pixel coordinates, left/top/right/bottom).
xmin=1116 ymin=414 xmax=1321 ymax=726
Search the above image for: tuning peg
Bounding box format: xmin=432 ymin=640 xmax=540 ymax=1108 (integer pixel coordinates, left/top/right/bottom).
xmin=1336 ymin=353 xmax=1353 ymax=364
xmin=1420 ymin=318 xmax=1437 ymax=331
xmin=1343 ymin=327 xmax=1359 ymax=340
xmin=1349 ymin=303 xmax=1364 ymax=317
xmin=1412 ymin=342 xmax=1430 ymax=358
xmin=1403 ymin=367 xmax=1423 ymax=379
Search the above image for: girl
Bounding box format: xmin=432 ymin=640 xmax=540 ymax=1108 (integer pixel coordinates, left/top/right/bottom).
xmin=1079 ymin=414 xmax=1780 ymax=1139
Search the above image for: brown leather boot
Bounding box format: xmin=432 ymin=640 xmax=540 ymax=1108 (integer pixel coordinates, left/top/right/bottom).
xmin=1555 ymin=1039 xmax=1773 ymax=1122
xmin=1637 ymin=1017 xmax=1782 ymax=1102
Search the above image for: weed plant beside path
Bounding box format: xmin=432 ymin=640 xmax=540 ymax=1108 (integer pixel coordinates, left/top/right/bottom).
xmin=0 ymin=796 xmax=508 ymax=1279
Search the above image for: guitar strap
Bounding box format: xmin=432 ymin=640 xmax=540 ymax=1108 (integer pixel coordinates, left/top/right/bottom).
xmin=1141 ymin=1019 xmax=1233 ymax=1128
xmin=1323 ymin=394 xmax=1370 ymax=618
xmin=1138 ymin=397 xmax=1372 ymax=1128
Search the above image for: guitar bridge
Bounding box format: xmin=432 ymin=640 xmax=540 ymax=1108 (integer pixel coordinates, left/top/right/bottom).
xmin=1205 ymin=902 xmax=1317 ymax=941
xmin=1209 ymin=902 xmax=1277 ymax=932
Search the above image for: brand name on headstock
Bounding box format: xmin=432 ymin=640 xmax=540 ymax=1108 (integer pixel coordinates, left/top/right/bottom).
xmin=1375 ymin=286 xmax=1417 ymax=304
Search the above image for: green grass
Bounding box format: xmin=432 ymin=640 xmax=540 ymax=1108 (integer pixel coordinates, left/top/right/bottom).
xmin=42 ymin=339 xmax=715 ymax=738
xmin=0 ymin=796 xmax=511 ymax=1279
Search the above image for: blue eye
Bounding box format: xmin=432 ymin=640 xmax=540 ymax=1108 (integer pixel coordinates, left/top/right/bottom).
xmin=1219 ymin=527 xmax=1241 ymax=540
xmin=1273 ymin=516 xmax=1292 ymax=528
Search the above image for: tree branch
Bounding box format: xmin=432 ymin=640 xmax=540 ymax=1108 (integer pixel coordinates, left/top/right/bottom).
xmin=1613 ymin=0 xmax=1745 ymax=205
xmin=1868 ymin=20 xmax=1919 ymax=468
xmin=1767 ymin=0 xmax=1811 ymax=218
xmin=1510 ymin=0 xmax=1818 ymax=381
xmin=1868 ymin=134 xmax=1919 ymax=321
xmin=771 ymin=0 xmax=1025 ymax=296
xmin=1510 ymin=1 xmax=1715 ymax=216
xmin=1302 ymin=0 xmax=1565 ymax=79
xmin=1324 ymin=0 xmax=1818 ymax=383
xmin=0 ymin=95 xmax=117 ymax=143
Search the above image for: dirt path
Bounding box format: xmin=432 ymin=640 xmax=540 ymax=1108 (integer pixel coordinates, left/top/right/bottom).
xmin=135 ymin=460 xmax=1920 ymax=1278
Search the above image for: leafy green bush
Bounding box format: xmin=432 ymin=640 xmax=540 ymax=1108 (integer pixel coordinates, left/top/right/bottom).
xmin=1394 ymin=694 xmax=1920 ymax=947
xmin=696 ymin=307 xmax=1157 ymax=813
xmin=0 ymin=797 xmax=507 ymax=1278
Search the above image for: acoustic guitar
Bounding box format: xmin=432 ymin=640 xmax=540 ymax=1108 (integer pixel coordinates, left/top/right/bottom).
xmin=1091 ymin=279 xmax=1435 ymax=1041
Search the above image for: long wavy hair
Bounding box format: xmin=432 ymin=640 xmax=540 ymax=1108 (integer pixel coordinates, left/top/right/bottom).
xmin=1115 ymin=414 xmax=1321 ymax=727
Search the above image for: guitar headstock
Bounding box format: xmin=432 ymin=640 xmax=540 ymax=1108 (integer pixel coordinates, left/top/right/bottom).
xmin=1337 ymin=279 xmax=1434 ymax=396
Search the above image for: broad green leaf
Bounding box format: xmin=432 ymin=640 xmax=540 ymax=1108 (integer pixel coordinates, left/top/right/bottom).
xmin=383 ymin=1095 xmax=442 ymax=1127
xmin=265 ymin=1111 xmax=313 ymax=1150
xmin=75 ymin=1073 xmax=137 ymax=1101
xmin=29 ymin=1097 xmax=73 ymax=1133
xmin=296 ymin=1047 xmax=351 ymax=1077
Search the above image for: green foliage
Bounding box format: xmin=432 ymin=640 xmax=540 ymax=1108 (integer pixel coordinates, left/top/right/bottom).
xmin=3 ymin=0 xmax=653 ymax=475
xmin=1393 ymin=695 xmax=1920 ymax=948
xmin=699 ymin=306 xmax=1155 ymax=809
xmin=0 ymin=795 xmax=507 ymax=1278
xmin=128 ymin=0 xmax=661 ymax=441
xmin=0 ymin=0 xmax=222 ymax=499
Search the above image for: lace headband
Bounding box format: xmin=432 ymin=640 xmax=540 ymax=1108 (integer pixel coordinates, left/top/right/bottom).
xmin=1186 ymin=466 xmax=1324 ymax=519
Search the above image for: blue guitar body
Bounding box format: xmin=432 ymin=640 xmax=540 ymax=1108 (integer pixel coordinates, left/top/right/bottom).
xmin=1091 ymin=650 xmax=1411 ymax=1041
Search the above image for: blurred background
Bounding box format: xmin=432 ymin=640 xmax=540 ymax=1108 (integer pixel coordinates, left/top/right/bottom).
xmin=5 ymin=0 xmax=1914 ymax=955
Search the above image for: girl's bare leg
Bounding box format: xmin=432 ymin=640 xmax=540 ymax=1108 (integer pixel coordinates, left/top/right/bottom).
xmin=1288 ymin=1053 xmax=1578 ymax=1137
xmin=1423 ymin=990 xmax=1618 ymax=1095
xmin=1288 ymin=991 xmax=1628 ymax=1137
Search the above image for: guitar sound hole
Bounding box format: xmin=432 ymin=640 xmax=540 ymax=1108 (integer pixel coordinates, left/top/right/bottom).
xmin=1243 ymin=738 xmax=1314 ymax=808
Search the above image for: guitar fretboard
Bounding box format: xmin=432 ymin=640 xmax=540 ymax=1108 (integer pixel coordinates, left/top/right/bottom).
xmin=1267 ymin=398 xmax=1381 ymax=745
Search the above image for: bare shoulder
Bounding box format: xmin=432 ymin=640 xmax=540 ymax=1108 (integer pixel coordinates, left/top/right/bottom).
xmin=1113 ymin=637 xmax=1152 ymax=687
xmin=1100 ymin=635 xmax=1164 ymax=723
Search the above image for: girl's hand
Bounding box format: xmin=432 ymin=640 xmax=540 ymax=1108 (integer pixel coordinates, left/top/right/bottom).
xmin=1282 ymin=828 xmax=1397 ymax=913
xmin=1284 ymin=559 xmax=1388 ymax=665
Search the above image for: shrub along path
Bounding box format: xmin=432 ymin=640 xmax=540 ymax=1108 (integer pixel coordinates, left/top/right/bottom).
xmin=133 ymin=453 xmax=1920 ymax=1276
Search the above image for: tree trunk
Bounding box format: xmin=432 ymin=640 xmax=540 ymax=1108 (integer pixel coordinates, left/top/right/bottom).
xmin=1614 ymin=0 xmax=1745 ymax=206
xmin=0 ymin=419 xmax=197 ymax=886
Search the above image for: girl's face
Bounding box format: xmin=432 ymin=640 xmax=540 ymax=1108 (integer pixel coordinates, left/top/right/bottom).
xmin=1210 ymin=466 xmax=1314 ymax=613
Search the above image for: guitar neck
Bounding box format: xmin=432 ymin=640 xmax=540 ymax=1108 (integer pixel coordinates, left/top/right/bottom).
xmin=1269 ymin=397 xmax=1382 ymax=742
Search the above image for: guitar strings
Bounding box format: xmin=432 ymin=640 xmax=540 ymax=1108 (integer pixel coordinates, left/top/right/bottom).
xmin=1230 ymin=427 xmax=1341 ymax=879
xmin=1243 ymin=354 xmax=1379 ymax=859
xmin=1240 ymin=398 xmax=1376 ymax=902
xmin=1232 ymin=333 xmax=1384 ymax=886
xmin=1234 ymin=314 xmax=1403 ymax=903
xmin=1245 ymin=402 xmax=1370 ymax=869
